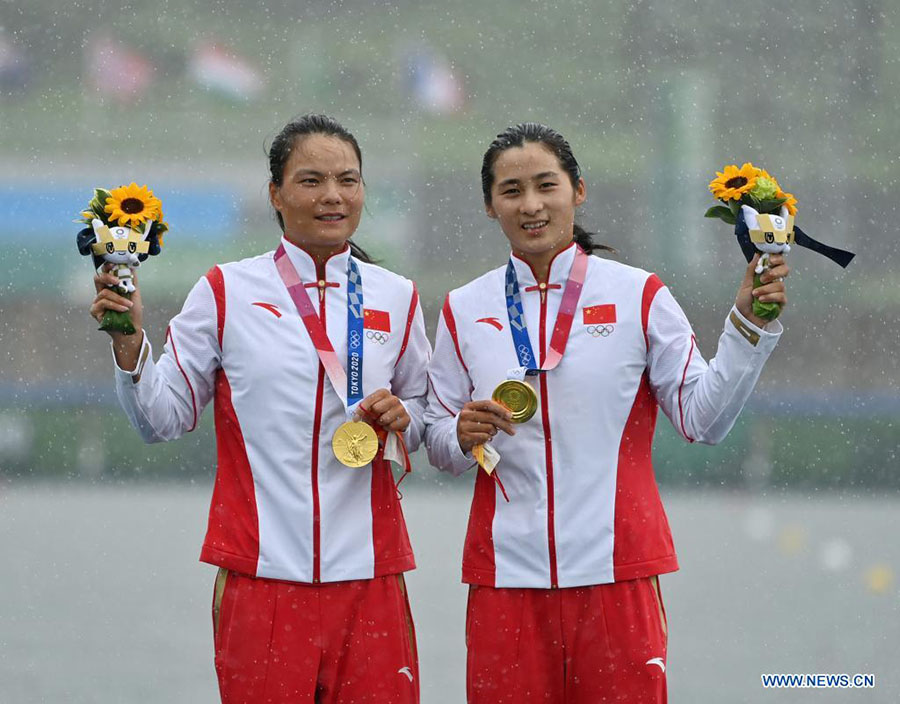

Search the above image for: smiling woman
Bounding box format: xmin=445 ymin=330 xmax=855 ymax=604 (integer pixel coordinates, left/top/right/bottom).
xmin=424 ymin=122 xmax=792 ymax=703
xmin=87 ymin=114 xmax=430 ymax=704
xmin=267 ymin=116 xmax=371 ymax=263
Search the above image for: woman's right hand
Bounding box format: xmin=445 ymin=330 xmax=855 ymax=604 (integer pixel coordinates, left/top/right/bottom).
xmin=91 ymin=264 xmax=144 ymax=370
xmin=456 ymin=400 xmax=516 ymax=453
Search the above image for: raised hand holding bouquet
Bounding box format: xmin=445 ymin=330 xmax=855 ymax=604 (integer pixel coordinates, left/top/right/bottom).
xmin=76 ymin=183 xmax=167 ymax=334
xmin=706 ymin=163 xmax=854 ymax=322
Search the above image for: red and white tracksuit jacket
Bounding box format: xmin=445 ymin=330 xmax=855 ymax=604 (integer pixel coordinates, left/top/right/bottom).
xmin=424 ymin=243 xmax=781 ymax=589
xmin=113 ymin=237 xmax=430 ymax=584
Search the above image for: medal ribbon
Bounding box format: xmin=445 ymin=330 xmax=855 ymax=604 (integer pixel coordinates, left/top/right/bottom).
xmin=476 ymin=244 xmax=589 ymax=500
xmin=274 ymin=244 xmax=359 ymax=412
xmin=273 ymin=244 xmax=410 ymax=474
xmin=346 ymin=259 xmax=364 ymax=407
xmin=506 ymin=245 xmax=589 ymax=373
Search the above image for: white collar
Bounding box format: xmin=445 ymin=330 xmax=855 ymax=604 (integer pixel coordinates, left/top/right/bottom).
xmin=509 ymin=241 xmax=578 ymax=289
xmin=280 ymin=236 xmax=352 ymax=285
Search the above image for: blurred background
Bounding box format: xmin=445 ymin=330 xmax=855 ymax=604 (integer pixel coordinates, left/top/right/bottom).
xmin=1 ymin=0 xmax=898 ymax=702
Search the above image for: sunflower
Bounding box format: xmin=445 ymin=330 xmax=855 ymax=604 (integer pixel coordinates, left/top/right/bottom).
xmin=155 ymin=216 xmax=169 ymax=248
xmin=708 ymin=163 xmax=759 ymax=201
xmin=777 ymin=189 xmax=798 ymax=215
xmin=104 ymin=183 xmax=162 ymax=228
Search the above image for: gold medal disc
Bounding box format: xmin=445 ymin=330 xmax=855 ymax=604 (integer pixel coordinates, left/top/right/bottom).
xmin=492 ymin=380 xmax=538 ymax=423
xmin=332 ymin=420 xmax=379 ymax=468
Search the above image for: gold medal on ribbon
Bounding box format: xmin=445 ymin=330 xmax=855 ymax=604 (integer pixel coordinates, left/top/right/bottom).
xmin=492 ymin=380 xmax=538 ymax=423
xmin=332 ymin=420 xmax=379 ymax=468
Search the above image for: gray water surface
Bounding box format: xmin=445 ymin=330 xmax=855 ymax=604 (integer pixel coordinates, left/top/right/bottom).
xmin=1 ymin=483 xmax=897 ymax=703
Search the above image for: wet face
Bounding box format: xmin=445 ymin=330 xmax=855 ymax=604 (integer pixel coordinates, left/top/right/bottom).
xmin=269 ymin=134 xmax=364 ymax=252
xmin=486 ymin=141 xmax=585 ymax=261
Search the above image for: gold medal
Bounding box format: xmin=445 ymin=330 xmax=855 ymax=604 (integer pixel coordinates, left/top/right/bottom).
xmin=492 ymin=380 xmax=538 ymax=423
xmin=332 ymin=420 xmax=379 ymax=468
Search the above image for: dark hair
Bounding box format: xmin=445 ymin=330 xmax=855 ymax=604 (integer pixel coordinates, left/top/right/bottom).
xmin=268 ymin=114 xmax=374 ymax=263
xmin=481 ymin=122 xmax=614 ymax=255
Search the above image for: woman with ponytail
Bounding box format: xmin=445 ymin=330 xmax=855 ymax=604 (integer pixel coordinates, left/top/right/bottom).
xmin=425 ymin=123 xmax=790 ymax=702
xmin=90 ymin=114 xmax=428 ymax=703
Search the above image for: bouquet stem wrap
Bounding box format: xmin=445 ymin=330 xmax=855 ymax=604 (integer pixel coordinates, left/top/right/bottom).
xmin=753 ymin=270 xmax=781 ymax=321
xmin=98 ymin=294 xmax=137 ymax=335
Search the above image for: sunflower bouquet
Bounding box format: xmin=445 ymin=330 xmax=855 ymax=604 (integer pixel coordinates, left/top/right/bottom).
xmin=704 ymin=163 xmax=855 ymax=322
xmin=706 ymin=163 xmax=797 ymax=226
xmin=706 ymin=163 xmax=797 ymax=321
xmin=76 ymin=183 xmax=168 ymax=334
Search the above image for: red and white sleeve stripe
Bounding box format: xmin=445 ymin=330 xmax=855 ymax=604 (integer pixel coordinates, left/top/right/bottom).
xmin=113 ymin=274 xmax=222 ymax=443
xmin=645 ymin=279 xmax=782 ymax=445
xmin=424 ymin=294 xmax=478 ymax=476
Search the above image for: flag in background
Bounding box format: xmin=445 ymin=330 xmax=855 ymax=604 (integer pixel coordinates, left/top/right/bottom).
xmin=0 ymin=32 xmax=30 ymax=92
xmin=403 ymin=46 xmax=465 ymax=115
xmin=85 ymin=35 xmax=155 ymax=103
xmin=188 ymin=42 xmax=264 ymax=101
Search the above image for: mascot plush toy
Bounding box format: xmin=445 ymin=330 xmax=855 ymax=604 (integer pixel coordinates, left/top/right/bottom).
xmin=76 ymin=184 xmax=166 ymax=334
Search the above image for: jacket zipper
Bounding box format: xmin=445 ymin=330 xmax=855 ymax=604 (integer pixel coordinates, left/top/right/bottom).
xmin=310 ymin=273 xmax=328 ymax=584
xmin=538 ymin=282 xmax=559 ymax=588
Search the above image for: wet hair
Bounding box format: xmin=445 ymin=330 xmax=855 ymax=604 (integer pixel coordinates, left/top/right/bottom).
xmin=481 ymin=123 xmax=614 ymax=255
xmin=267 ymin=114 xmax=374 ymax=263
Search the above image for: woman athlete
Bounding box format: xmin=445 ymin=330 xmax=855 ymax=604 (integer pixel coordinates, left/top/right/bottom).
xmin=90 ymin=115 xmax=429 ymax=703
xmin=424 ymin=123 xmax=789 ymax=703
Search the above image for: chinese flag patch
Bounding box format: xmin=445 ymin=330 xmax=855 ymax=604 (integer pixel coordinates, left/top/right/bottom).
xmin=363 ymin=308 xmax=391 ymax=332
xmin=583 ymin=304 xmax=617 ymax=324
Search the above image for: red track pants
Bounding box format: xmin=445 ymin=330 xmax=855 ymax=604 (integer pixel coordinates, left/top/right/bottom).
xmin=212 ymin=570 xmax=419 ymax=703
xmin=466 ymin=576 xmax=668 ymax=703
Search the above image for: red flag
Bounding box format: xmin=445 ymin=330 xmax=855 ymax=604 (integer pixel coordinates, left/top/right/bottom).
xmin=364 ymin=309 xmax=391 ymax=332
xmin=583 ymin=304 xmax=616 ymax=324
xmin=85 ymin=35 xmax=154 ymax=103
xmin=188 ymin=42 xmax=264 ymax=101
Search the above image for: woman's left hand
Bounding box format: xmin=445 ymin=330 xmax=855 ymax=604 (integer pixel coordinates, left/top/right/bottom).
xmin=357 ymin=389 xmax=410 ymax=433
xmin=735 ymin=252 xmax=790 ymax=328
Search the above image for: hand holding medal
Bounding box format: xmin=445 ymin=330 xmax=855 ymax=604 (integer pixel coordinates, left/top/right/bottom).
xmin=273 ymin=245 xmax=413 ymax=474
xmin=492 ymin=380 xmax=538 ymax=423
xmin=463 ymin=245 xmax=589 ymax=494
xmin=334 ymin=390 xmax=411 ymax=468
xmin=456 ymin=400 xmax=516 ymax=453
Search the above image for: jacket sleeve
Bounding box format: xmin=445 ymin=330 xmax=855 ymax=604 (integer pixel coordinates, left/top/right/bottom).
xmin=646 ymin=283 xmax=782 ymax=445
xmin=424 ymin=296 xmax=478 ymax=475
xmin=392 ymin=284 xmax=431 ymax=453
xmin=112 ymin=276 xmax=221 ymax=443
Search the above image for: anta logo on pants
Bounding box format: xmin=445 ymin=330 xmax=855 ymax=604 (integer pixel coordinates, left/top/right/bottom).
xmin=646 ymin=657 xmax=665 ymax=673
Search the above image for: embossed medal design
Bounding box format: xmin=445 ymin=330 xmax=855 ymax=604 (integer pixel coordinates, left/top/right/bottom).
xmin=492 ymin=380 xmax=538 ymax=424
xmin=332 ymin=420 xmax=379 ymax=468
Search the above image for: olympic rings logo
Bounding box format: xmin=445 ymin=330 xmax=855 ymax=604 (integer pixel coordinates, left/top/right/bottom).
xmin=586 ymin=324 xmax=615 ymax=337
xmin=517 ymin=344 xmax=532 ymax=364
xmin=366 ymin=330 xmax=389 ymax=344
xmin=349 ymin=331 xmax=362 ymax=347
